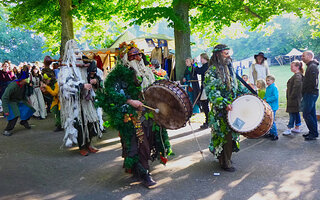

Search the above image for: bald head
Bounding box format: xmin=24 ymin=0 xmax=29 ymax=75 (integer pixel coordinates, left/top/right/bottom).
xmin=302 ymin=50 xmax=314 ymax=64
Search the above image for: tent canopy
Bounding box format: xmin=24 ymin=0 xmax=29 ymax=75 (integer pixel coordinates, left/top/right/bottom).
xmin=82 ymin=48 xmax=117 ymax=54
xmin=275 ymin=48 xmax=303 ymax=65
xmin=285 ymin=48 xmax=303 ymax=56
xmin=109 ymin=31 xmax=174 ymax=53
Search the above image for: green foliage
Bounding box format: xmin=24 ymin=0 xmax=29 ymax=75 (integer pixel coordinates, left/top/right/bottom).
xmin=0 ymin=5 xmax=51 ymax=64
xmin=219 ymin=16 xmax=320 ymax=61
xmin=1 ymin=0 xmax=126 ymax=55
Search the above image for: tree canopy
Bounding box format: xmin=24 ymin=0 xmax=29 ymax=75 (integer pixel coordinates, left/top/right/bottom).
xmin=1 ymin=0 xmax=320 ymax=76
xmin=219 ymin=15 xmax=320 ymax=62
xmin=0 ymin=5 xmax=51 ymax=64
xmin=1 ymin=0 xmax=126 ymax=55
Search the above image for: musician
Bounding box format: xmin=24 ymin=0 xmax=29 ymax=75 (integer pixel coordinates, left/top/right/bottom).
xmin=204 ymin=44 xmax=248 ymax=172
xmin=96 ymin=42 xmax=173 ymax=188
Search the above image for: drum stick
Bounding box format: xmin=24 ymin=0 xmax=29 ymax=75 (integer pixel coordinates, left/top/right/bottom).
xmin=188 ymin=121 xmax=205 ymax=160
xmin=192 ymin=92 xmax=202 ymax=108
xmin=142 ymin=104 xmax=160 ymax=113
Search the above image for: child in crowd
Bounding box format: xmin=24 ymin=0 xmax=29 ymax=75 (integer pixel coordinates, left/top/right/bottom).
xmin=263 ymin=75 xmax=279 ymax=140
xmin=242 ymin=74 xmax=255 ymax=90
xmin=41 ymin=74 xmax=62 ymax=132
xmin=283 ymin=61 xmax=304 ymax=135
xmin=256 ymin=79 xmax=266 ymax=99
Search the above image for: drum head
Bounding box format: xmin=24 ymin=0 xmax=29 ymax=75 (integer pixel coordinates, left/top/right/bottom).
xmin=228 ymin=95 xmax=265 ymax=133
xmin=144 ymin=81 xmax=192 ymax=130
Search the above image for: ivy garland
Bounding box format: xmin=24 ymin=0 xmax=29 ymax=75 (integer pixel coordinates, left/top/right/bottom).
xmin=204 ymin=65 xmax=248 ymax=158
xmin=96 ymin=61 xmax=172 ymax=170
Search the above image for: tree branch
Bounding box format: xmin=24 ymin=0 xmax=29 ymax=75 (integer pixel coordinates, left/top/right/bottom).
xmin=243 ymin=5 xmax=262 ymax=19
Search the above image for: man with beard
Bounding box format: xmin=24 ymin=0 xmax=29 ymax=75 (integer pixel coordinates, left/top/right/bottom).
xmin=204 ymin=44 xmax=247 ymax=172
xmin=96 ymin=42 xmax=173 ymax=188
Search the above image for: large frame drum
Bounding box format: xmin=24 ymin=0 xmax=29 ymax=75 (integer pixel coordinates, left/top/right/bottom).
xmin=227 ymin=94 xmax=274 ymax=138
xmin=144 ymin=80 xmax=192 ymax=130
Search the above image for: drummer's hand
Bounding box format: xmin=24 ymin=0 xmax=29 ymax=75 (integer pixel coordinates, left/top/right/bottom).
xmin=127 ymin=99 xmax=143 ymax=110
xmin=90 ymin=79 xmax=97 ymax=85
xmin=226 ymin=104 xmax=232 ymax=111
xmin=84 ymin=83 xmax=92 ymax=90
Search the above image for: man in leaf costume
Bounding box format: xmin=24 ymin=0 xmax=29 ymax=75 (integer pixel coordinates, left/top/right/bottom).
xmin=96 ymin=42 xmax=172 ymax=187
xmin=204 ymin=44 xmax=248 ymax=172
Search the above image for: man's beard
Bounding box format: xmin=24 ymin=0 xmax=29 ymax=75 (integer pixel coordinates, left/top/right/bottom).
xmin=223 ymin=57 xmax=232 ymax=66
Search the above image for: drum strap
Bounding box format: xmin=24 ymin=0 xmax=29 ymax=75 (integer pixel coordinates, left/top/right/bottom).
xmin=235 ymin=73 xmax=258 ymax=95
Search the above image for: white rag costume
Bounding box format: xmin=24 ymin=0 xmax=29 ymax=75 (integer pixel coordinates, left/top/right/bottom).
xmin=58 ymin=39 xmax=101 ymax=147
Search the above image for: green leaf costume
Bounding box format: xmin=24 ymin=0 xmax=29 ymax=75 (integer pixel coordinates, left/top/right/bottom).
xmin=96 ymin=62 xmax=172 ymax=172
xmin=204 ymin=65 xmax=248 ymax=158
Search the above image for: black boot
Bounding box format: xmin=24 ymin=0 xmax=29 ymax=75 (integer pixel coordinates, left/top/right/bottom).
xmin=54 ymin=125 xmax=64 ymax=132
xmin=142 ymin=172 xmax=157 ymax=187
xmin=200 ymin=123 xmax=208 ymax=129
xmin=133 ymin=163 xmax=157 ymax=188
xmin=20 ymin=120 xmax=31 ymax=129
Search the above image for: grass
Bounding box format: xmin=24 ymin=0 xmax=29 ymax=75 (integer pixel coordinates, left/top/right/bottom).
xmin=242 ymin=65 xmax=320 ymax=111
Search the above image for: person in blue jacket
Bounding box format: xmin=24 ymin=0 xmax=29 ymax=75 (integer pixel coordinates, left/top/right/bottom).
xmin=263 ymin=74 xmax=279 ymax=140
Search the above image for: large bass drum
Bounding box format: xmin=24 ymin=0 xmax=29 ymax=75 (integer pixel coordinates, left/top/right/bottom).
xmin=144 ymin=80 xmax=192 ymax=130
xmin=227 ymin=94 xmax=273 ymax=138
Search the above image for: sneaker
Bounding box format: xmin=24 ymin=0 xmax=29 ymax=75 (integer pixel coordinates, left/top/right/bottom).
xmin=3 ymin=130 xmax=12 ymax=136
xmin=271 ymin=135 xmax=279 ymax=141
xmin=264 ymin=133 xmax=272 ymax=138
xmin=283 ymin=129 xmax=292 ymax=135
xmin=291 ymin=128 xmax=301 ymax=133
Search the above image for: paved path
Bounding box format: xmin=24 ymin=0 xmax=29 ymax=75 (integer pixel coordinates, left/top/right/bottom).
xmin=0 ymin=109 xmax=319 ymax=200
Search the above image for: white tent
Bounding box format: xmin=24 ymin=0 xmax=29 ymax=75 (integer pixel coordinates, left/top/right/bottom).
xmin=275 ymin=48 xmax=303 ymax=65
xmin=285 ymin=48 xmax=303 ymax=57
xmin=109 ymin=31 xmax=175 ymax=53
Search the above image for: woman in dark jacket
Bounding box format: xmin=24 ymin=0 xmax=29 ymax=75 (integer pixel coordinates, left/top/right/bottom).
xmin=182 ymin=58 xmax=200 ymax=113
xmin=283 ymin=61 xmax=304 ymax=135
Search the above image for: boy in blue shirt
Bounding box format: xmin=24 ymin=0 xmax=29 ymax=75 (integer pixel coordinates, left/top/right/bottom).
xmin=264 ymin=75 xmax=279 ymax=140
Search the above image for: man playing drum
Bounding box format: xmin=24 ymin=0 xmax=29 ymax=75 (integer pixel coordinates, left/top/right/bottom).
xmin=96 ymin=42 xmax=173 ymax=188
xmin=204 ymin=44 xmax=248 ymax=172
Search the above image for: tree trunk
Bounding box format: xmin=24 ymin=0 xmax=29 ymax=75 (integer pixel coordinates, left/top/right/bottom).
xmin=59 ymin=0 xmax=74 ymax=57
xmin=173 ymin=0 xmax=191 ymax=81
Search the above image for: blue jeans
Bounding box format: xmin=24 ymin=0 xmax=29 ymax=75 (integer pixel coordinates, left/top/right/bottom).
xmin=302 ymin=93 xmax=318 ymax=137
xmin=288 ymin=112 xmax=301 ymax=128
xmin=270 ymin=110 xmax=278 ymax=136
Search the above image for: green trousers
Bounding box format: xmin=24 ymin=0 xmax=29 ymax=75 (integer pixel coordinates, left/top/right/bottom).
xmin=51 ymin=105 xmax=61 ymax=127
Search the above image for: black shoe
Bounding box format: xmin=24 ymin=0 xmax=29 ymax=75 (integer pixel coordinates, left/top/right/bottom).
xmin=221 ymin=166 xmax=236 ymax=172
xmin=3 ymin=130 xmax=12 ymax=136
xmin=302 ymin=133 xmax=310 ymax=138
xmin=271 ymin=135 xmax=278 ymax=141
xmin=54 ymin=126 xmax=64 ymax=132
xmin=200 ymin=123 xmax=209 ymax=129
xmin=20 ymin=121 xmax=31 ymax=129
xmin=142 ymin=173 xmax=157 ymax=188
xmin=264 ymin=133 xmax=272 ymax=138
xmin=305 ymin=135 xmax=317 ymax=141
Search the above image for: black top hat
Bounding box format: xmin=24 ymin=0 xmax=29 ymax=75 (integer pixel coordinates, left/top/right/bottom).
xmin=254 ymin=52 xmax=267 ymax=60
